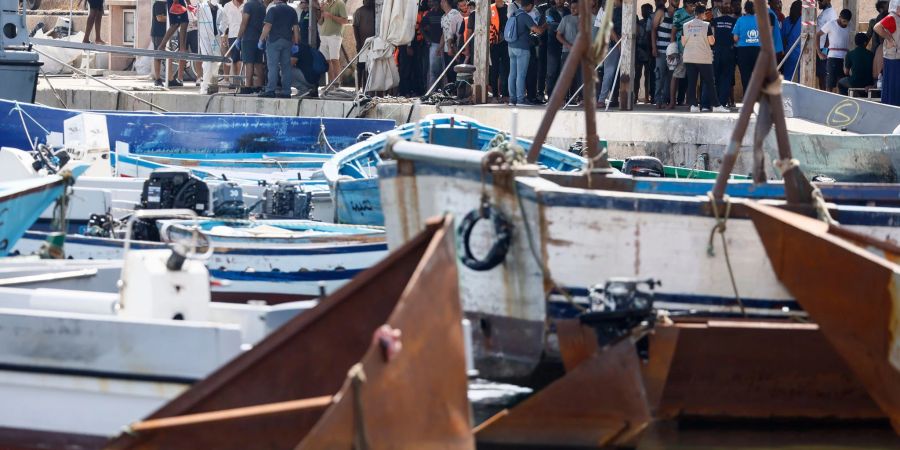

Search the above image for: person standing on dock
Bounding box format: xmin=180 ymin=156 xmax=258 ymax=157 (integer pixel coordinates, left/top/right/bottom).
xmin=258 ymin=0 xmax=300 ymax=97
xmin=652 ymin=0 xmax=675 ymax=108
xmin=197 ymin=0 xmax=221 ymax=94
xmin=815 ymin=0 xmax=837 ymax=90
xmin=219 ymin=0 xmax=244 ymax=89
xmin=151 ymin=0 xmax=169 ymax=86
xmin=816 ymin=8 xmax=852 ymax=93
xmin=710 ymin=0 xmax=735 ymax=105
xmin=78 ymin=0 xmax=105 ymax=44
xmin=439 ymin=0 xmax=463 ymax=85
xmin=157 ymin=0 xmax=191 ymax=86
xmin=506 ymin=0 xmax=546 ymax=106
xmin=873 ymin=0 xmax=900 ymax=106
xmin=732 ymin=0 xmax=759 ymax=98
xmin=352 ymin=0 xmax=375 ymax=88
xmin=556 ymin=0 xmax=581 ymax=104
xmin=682 ymin=4 xmax=729 ymax=111
xmin=544 ymin=0 xmax=567 ymax=99
xmin=423 ymin=0 xmax=445 ymax=89
xmin=237 ymin=0 xmax=266 ymax=92
xmin=318 ymin=0 xmax=348 ymax=90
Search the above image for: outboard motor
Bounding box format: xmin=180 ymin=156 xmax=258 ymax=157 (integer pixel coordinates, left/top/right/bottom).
xmin=580 ymin=278 xmax=659 ymax=349
xmin=83 ymin=213 xmax=115 ymax=238
xmin=622 ymin=156 xmax=665 ymax=178
xmin=811 ymin=174 xmax=836 ymax=183
xmin=212 ymin=182 xmax=247 ymax=218
xmin=261 ymin=181 xmax=313 ymax=220
xmin=140 ymin=168 xmax=209 ymax=214
xmin=135 ymin=169 xmax=210 ymax=241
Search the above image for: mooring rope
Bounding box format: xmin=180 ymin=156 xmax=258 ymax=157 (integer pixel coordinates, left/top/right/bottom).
xmin=706 ymin=192 xmax=746 ymax=317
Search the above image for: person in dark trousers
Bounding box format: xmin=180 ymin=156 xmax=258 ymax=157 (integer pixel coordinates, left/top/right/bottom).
xmin=238 ymin=0 xmax=267 ymax=91
xmin=534 ymin=0 xmax=552 ymax=101
xmin=710 ymin=0 xmax=735 ymax=106
xmin=291 ymin=42 xmax=327 ymax=94
xmin=423 ymin=0 xmax=445 ymax=88
xmin=79 ymin=0 xmax=105 ymax=44
xmin=297 ymin=0 xmax=317 ymax=45
xmin=258 ymin=0 xmax=300 ymax=97
xmin=352 ymin=0 xmax=376 ymax=88
xmin=544 ymin=0 xmax=567 ymax=98
xmin=151 ymin=0 xmax=168 ymax=86
xmin=682 ymin=5 xmax=729 ymax=111
xmin=838 ymin=32 xmax=874 ymax=95
xmin=652 ymin=0 xmax=675 ymax=108
xmin=556 ymin=0 xmax=581 ymax=103
xmin=867 ymin=1 xmax=888 ymax=51
xmin=817 ymin=8 xmax=852 ymax=93
xmin=490 ymin=0 xmax=510 ymax=101
xmin=636 ymin=3 xmax=655 ymax=103
xmin=732 ymin=0 xmax=759 ymax=97
xmin=525 ymin=4 xmax=545 ymax=102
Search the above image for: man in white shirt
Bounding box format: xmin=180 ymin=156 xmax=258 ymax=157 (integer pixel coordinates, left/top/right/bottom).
xmin=816 ymin=0 xmax=837 ymax=89
xmin=219 ymin=0 xmax=244 ymax=87
xmin=440 ymin=0 xmax=464 ymax=83
xmin=816 ymin=8 xmax=852 ymax=92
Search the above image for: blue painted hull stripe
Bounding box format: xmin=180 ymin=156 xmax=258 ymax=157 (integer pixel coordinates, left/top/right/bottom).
xmin=210 ymin=268 xmax=362 ymax=282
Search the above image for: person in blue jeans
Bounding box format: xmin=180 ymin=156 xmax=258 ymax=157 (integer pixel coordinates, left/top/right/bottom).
xmin=506 ymin=0 xmax=547 ymax=105
xmin=258 ymin=0 xmax=300 ymax=97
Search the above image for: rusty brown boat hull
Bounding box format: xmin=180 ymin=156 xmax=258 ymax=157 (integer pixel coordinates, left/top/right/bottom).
xmin=744 ymin=201 xmax=900 ymax=431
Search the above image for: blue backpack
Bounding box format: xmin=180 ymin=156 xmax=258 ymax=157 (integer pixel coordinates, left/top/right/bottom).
xmin=504 ymin=8 xmax=524 ymax=42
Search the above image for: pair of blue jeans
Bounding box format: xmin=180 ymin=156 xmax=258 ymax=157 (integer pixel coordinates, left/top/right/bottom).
xmin=265 ymin=38 xmax=292 ymax=95
xmin=507 ymin=46 xmax=530 ymax=104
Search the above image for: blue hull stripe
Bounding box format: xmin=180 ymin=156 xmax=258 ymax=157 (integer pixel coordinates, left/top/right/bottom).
xmin=210 ymin=268 xmax=362 ymax=282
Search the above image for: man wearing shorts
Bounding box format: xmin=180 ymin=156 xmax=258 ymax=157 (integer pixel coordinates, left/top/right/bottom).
xmin=157 ymin=0 xmax=191 ymax=85
xmin=318 ymin=0 xmax=348 ymax=88
xmin=238 ymin=0 xmax=266 ymax=91
xmin=219 ymin=0 xmax=244 ymax=88
xmin=80 ymin=0 xmax=105 ymax=44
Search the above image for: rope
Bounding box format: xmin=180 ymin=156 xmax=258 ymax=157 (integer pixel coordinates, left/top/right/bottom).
xmin=811 ymin=187 xmax=839 ymax=225
xmin=563 ymin=38 xmax=622 ymax=110
xmin=40 ymin=67 xmax=68 ymax=108
xmin=348 ymin=363 xmax=370 ymax=450
xmin=773 ymin=157 xmax=799 ymax=175
xmin=14 ymin=103 xmax=36 ymax=151
xmin=706 ymin=192 xmax=746 ymax=317
xmin=761 ymin=75 xmax=784 ymax=95
xmin=317 ymin=121 xmax=337 ymax=153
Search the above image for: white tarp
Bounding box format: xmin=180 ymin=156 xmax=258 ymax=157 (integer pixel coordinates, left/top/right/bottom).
xmin=363 ymin=0 xmax=416 ymax=92
xmin=33 ymin=29 xmax=87 ymax=74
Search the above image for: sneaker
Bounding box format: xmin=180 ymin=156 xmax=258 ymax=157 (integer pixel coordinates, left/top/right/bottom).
xmin=154 ymin=78 xmax=164 ymax=87
xmin=195 ymin=80 xmax=201 ymax=87
xmin=520 ymin=99 xmax=536 ymax=106
xmin=689 ymin=105 xmax=700 ymax=112
xmin=700 ymin=107 xmax=712 ymax=112
xmin=167 ymin=79 xmax=183 ymax=87
xmin=258 ymin=91 xmax=276 ymax=98
xmin=713 ymin=106 xmax=730 ymax=113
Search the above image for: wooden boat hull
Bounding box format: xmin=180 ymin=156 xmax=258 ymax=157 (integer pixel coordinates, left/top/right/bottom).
xmin=378 ymin=141 xmax=900 ymax=379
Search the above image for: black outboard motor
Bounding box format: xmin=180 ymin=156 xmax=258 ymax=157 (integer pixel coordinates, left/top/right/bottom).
xmin=622 ymin=156 xmax=665 ymax=178
xmin=83 ymin=213 xmax=115 ymax=238
xmin=140 ymin=168 xmax=209 ymax=213
xmin=135 ymin=169 xmax=210 ymax=241
xmin=212 ymin=182 xmax=247 ymax=218
xmin=261 ymin=181 xmax=313 ymax=220
xmin=580 ymin=278 xmax=659 ymax=350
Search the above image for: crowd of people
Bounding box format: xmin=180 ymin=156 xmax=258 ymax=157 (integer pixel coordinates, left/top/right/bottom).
xmin=140 ymin=0 xmax=899 ymax=106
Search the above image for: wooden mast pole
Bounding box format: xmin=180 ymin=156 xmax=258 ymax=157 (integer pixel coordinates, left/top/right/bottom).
xmin=473 ymin=0 xmax=490 ymax=103
xmin=618 ymin=0 xmax=636 ymax=110
xmin=799 ymin=0 xmax=816 ymax=87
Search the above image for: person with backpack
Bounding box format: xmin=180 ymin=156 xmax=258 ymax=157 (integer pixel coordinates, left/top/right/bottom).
xmin=291 ymin=42 xmax=327 ymax=96
xmin=490 ymin=0 xmax=510 ymax=102
xmin=506 ymin=0 xmax=547 ymax=105
xmin=636 ymin=3 xmax=655 ymax=104
xmin=682 ymin=5 xmax=729 ymax=111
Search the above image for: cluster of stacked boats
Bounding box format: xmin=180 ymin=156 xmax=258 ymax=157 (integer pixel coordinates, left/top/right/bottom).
xmin=2 ymin=94 xmax=900 ymax=447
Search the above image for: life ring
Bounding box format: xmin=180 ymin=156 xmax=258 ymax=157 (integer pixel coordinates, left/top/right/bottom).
xmin=457 ymin=203 xmax=512 ymax=271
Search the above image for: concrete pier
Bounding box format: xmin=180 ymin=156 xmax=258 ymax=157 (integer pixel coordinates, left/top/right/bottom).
xmin=35 ymin=76 xmax=900 ymax=181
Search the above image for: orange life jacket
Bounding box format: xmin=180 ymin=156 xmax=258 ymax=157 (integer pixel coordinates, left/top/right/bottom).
xmin=415 ymin=11 xmax=426 ymax=42
xmin=489 ymin=4 xmax=501 ymax=44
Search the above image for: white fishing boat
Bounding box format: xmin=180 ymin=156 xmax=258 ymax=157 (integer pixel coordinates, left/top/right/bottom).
xmin=377 ymin=140 xmax=900 ymax=379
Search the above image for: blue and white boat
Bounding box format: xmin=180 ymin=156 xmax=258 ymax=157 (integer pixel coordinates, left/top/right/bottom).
xmin=15 ymin=219 xmax=386 ymax=302
xmin=324 ymin=115 xmax=586 ymax=225
xmin=0 ymin=176 xmax=69 ymax=256
xmin=376 ymin=139 xmax=900 ymax=379
xmin=325 ymin=115 xmax=900 ymax=226
xmin=0 ymin=99 xmax=395 ymax=177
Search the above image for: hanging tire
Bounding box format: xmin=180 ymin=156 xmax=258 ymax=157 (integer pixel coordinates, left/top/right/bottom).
xmin=457 ymin=204 xmax=512 ymax=272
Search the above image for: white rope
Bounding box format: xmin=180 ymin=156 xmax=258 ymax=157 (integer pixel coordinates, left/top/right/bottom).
xmin=773 ymin=157 xmax=799 ymax=175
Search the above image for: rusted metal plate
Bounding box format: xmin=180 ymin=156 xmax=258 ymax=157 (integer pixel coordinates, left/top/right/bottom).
xmin=475 ymin=333 xmax=651 ymax=448
xmin=106 ymin=217 xmax=455 ymax=450
xmin=649 ymin=320 xmax=882 ymax=420
xmin=744 ymin=201 xmax=900 ymax=430
xmin=296 ymin=218 xmax=473 ymax=449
